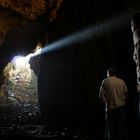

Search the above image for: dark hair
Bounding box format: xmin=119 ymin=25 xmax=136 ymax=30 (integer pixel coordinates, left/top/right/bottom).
xmin=131 ymin=11 xmax=140 ymax=30
xmin=107 ymin=67 xmax=117 ymax=76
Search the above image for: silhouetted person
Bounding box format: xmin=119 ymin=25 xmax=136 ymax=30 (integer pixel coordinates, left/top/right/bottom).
xmin=99 ymin=67 xmax=128 ymax=140
xmin=131 ymin=11 xmax=140 ymax=93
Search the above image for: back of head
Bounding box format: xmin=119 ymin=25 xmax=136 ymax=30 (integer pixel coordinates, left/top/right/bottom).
xmin=131 ymin=11 xmax=140 ymax=32
xmin=107 ymin=67 xmax=116 ymax=77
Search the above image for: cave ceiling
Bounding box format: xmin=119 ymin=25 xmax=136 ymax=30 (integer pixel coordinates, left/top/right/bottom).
xmin=0 ymin=0 xmax=63 ymax=47
xmin=0 ymin=0 xmax=63 ymax=69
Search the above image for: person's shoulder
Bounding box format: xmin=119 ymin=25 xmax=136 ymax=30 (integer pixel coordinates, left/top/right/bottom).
xmin=102 ymin=78 xmax=109 ymax=83
xmin=103 ymin=77 xmax=109 ymax=81
xmin=116 ymin=77 xmax=126 ymax=83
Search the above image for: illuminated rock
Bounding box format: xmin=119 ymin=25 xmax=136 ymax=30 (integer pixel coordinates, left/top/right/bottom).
xmin=0 ymin=55 xmax=38 ymax=106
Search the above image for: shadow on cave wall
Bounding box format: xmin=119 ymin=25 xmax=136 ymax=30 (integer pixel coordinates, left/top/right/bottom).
xmin=37 ymin=1 xmax=139 ymax=140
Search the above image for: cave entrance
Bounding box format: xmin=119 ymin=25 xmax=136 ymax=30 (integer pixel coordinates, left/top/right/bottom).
xmin=0 ymin=46 xmax=42 ymax=125
xmin=1 ymin=55 xmax=38 ymax=106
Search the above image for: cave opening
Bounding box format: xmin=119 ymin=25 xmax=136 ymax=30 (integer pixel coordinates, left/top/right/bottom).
xmin=0 ymin=45 xmax=42 ymax=125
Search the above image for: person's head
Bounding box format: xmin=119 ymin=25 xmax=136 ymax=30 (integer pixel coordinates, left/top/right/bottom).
xmin=107 ymin=67 xmax=116 ymax=77
xmin=131 ymin=12 xmax=140 ymax=32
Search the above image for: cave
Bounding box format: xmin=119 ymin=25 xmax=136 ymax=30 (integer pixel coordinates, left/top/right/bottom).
xmin=0 ymin=0 xmax=139 ymax=140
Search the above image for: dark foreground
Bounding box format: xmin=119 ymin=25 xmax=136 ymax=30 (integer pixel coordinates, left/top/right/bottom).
xmin=0 ymin=104 xmax=88 ymax=140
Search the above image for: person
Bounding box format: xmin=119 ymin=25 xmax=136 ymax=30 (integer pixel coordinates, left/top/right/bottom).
xmin=99 ymin=67 xmax=128 ymax=140
xmin=131 ymin=11 xmax=140 ymax=93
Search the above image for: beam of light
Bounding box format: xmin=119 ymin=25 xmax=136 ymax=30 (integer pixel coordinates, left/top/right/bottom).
xmin=32 ymin=12 xmax=132 ymax=57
